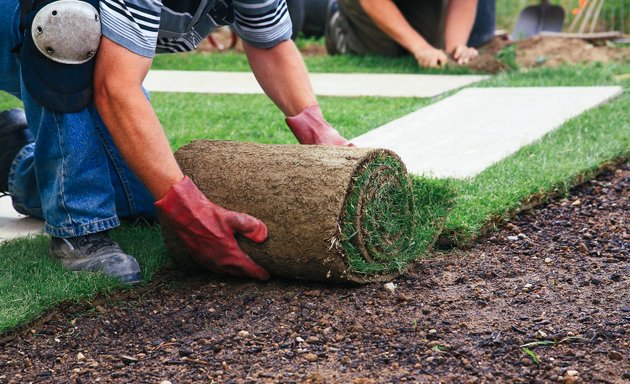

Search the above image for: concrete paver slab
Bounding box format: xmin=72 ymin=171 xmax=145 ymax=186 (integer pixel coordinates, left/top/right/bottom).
xmin=352 ymin=86 xmax=623 ymax=178
xmin=0 ymin=196 xmax=44 ymax=242
xmin=144 ymin=70 xmax=488 ymax=98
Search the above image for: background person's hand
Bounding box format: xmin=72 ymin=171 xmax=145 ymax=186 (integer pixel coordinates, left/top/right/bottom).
xmin=155 ymin=176 xmax=270 ymax=281
xmin=413 ymin=46 xmax=448 ymax=68
xmin=451 ymin=45 xmax=479 ymax=65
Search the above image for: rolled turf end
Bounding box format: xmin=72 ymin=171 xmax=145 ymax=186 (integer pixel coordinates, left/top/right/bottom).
xmin=161 ymin=141 xmax=452 ymax=284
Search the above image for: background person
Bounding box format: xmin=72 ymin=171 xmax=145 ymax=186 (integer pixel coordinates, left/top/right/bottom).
xmin=325 ymin=0 xmax=496 ymax=68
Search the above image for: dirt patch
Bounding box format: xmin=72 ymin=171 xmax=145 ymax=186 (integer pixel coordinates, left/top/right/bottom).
xmin=196 ymin=29 xmax=328 ymax=57
xmin=196 ymin=27 xmax=243 ymax=53
xmin=1 ymin=163 xmax=627 ymax=382
xmin=469 ymin=35 xmax=630 ymax=73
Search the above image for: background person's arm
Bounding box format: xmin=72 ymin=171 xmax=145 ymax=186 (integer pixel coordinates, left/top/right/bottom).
xmin=359 ymin=0 xmax=447 ymax=68
xmin=444 ymin=0 xmax=479 ymax=64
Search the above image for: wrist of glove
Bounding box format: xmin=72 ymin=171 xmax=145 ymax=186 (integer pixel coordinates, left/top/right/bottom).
xmin=155 ymin=176 xmax=270 ymax=281
xmin=285 ymin=104 xmax=354 ymax=147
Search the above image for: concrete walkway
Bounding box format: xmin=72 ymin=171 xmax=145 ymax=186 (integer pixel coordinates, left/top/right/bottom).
xmin=0 ymin=196 xmax=43 ymax=242
xmin=144 ymin=70 xmax=488 ymax=98
xmin=353 ymin=86 xmax=623 ymax=178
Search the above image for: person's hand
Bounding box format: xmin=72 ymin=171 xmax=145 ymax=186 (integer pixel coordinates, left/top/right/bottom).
xmin=413 ymin=46 xmax=448 ymax=68
xmin=155 ymin=176 xmax=270 ymax=281
xmin=285 ymin=104 xmax=354 ymax=147
xmin=450 ymin=45 xmax=479 ymax=65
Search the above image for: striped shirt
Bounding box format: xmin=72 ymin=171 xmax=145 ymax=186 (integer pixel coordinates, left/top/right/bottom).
xmin=100 ymin=0 xmax=293 ymax=57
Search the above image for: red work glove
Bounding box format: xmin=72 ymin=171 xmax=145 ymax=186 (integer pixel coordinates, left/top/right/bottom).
xmin=155 ymin=176 xmax=270 ymax=281
xmin=285 ymin=104 xmax=354 ymax=146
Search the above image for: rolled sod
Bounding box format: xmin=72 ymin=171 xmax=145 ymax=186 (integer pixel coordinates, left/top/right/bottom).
xmin=161 ymin=140 xmax=444 ymax=283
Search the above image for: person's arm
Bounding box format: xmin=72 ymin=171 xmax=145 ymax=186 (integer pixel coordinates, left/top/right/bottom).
xmin=94 ymin=37 xmax=182 ymax=199
xmin=444 ymin=0 xmax=479 ymax=64
xmin=242 ymin=39 xmax=314 ymax=117
xmin=359 ymin=0 xmax=447 ymax=68
xmin=243 ymin=40 xmax=352 ymax=146
xmin=94 ymin=37 xmax=269 ymax=280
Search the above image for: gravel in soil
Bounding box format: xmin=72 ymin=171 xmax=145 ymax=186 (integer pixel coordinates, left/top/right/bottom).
xmin=0 ymin=164 xmax=628 ymax=383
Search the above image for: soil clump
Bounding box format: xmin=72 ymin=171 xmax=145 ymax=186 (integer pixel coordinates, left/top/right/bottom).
xmin=467 ymin=35 xmax=630 ymax=72
xmin=0 ymin=164 xmax=627 ymax=382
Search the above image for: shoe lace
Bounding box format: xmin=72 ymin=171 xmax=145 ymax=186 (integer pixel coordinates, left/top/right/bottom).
xmin=78 ymin=233 xmax=117 ymax=255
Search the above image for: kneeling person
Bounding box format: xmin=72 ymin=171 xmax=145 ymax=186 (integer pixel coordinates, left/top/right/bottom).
xmin=0 ymin=0 xmax=351 ymax=284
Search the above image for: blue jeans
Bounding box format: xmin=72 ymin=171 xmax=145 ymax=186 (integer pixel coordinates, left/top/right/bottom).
xmin=468 ymin=0 xmax=496 ymax=48
xmin=0 ymin=0 xmax=156 ymax=238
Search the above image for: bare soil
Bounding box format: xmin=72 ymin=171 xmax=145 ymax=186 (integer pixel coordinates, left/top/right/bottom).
xmin=465 ymin=35 xmax=630 ymax=73
xmin=0 ymin=163 xmax=627 ymax=383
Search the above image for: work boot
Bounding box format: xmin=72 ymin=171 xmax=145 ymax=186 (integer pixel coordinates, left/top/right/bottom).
xmin=49 ymin=231 xmax=142 ymax=284
xmin=0 ymin=108 xmax=34 ymax=192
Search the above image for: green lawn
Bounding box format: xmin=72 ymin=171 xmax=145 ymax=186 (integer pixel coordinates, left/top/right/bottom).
xmin=0 ymin=54 xmax=628 ymax=334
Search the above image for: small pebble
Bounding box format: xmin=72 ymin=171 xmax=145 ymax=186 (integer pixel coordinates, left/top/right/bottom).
xmin=384 ymin=282 xmax=397 ymax=294
xmin=428 ymin=329 xmax=437 ymax=335
xmin=607 ymin=350 xmax=623 ymax=361
xmin=304 ymin=353 xmax=318 ymax=362
xmin=120 ymin=355 xmax=138 ymax=364
xmin=160 ymin=381 xmax=173 ymax=384
xmin=238 ymin=330 xmax=250 ymax=338
xmin=76 ymin=352 xmax=85 ymax=361
xmin=545 ymin=258 xmax=552 ymax=264
xmin=296 ymin=336 xmax=305 ymax=343
xmin=566 ymin=370 xmax=579 ymax=377
xmin=507 ymin=236 xmax=519 ymax=241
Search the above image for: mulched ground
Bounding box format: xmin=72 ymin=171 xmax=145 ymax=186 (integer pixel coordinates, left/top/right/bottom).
xmin=0 ymin=163 xmax=628 ymax=383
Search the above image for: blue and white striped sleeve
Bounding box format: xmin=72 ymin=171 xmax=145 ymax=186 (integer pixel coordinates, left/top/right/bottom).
xmin=100 ymin=0 xmax=163 ymax=57
xmin=232 ymin=0 xmax=293 ymax=49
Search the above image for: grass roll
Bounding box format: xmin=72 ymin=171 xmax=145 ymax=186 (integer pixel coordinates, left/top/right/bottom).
xmin=161 ymin=140 xmax=449 ymax=283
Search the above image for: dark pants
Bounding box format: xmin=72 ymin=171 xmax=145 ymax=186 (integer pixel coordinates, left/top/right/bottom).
xmin=326 ymin=0 xmax=496 ymax=56
xmin=468 ymin=0 xmax=496 ymax=47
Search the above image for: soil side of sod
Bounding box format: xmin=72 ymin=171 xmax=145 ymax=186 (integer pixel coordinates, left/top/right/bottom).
xmin=1 ymin=164 xmax=627 ymax=383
